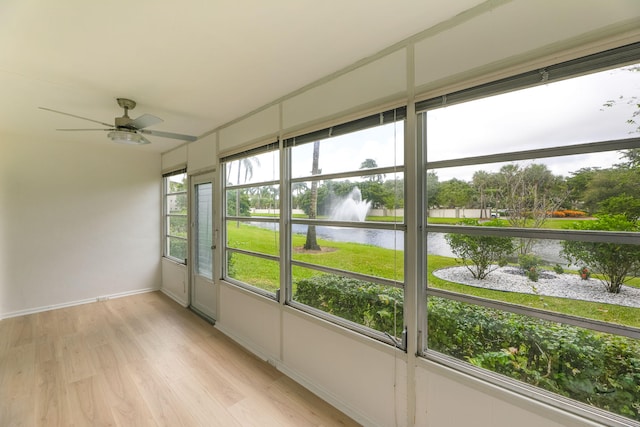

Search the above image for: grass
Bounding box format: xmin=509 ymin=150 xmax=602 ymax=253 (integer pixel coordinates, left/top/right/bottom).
xmin=426 ymin=217 xmax=592 ymax=228
xmin=227 ymin=223 xmax=403 ymax=291
xmin=427 ymin=255 xmax=640 ymax=328
xmin=225 ymin=222 xmax=640 ymax=328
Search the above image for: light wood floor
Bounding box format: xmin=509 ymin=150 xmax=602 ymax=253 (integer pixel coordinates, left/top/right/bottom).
xmin=0 ymin=291 xmax=360 ymax=426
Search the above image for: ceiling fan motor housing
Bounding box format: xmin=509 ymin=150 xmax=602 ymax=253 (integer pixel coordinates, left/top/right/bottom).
xmin=115 ymin=98 xmax=136 ymax=128
xmin=115 ymin=116 xmax=134 ymax=128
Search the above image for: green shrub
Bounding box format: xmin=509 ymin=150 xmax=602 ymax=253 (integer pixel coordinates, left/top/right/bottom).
xmin=553 ymin=264 xmax=564 ymax=274
xmin=561 ymin=215 xmax=640 ymax=293
xmin=445 ymin=219 xmax=515 ymax=280
xmin=294 ymin=274 xmax=403 ymax=337
xmin=427 ymin=297 xmax=640 ymax=421
xmin=518 ymin=253 xmax=541 ymax=272
xmin=294 ymin=274 xmax=640 ymax=421
xmin=519 ymin=253 xmax=541 ymax=282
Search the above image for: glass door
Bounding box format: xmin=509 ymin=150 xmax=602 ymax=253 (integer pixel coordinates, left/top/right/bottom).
xmin=191 ymin=172 xmax=216 ymax=320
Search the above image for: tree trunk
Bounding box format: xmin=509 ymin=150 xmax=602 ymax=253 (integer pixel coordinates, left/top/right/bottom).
xmin=304 ymin=141 xmax=321 ymax=250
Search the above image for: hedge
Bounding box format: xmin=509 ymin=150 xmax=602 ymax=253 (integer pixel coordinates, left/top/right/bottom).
xmin=294 ymin=274 xmax=640 ymax=421
xmin=428 ymin=297 xmax=640 ymax=421
xmin=294 ymin=274 xmax=403 ymax=337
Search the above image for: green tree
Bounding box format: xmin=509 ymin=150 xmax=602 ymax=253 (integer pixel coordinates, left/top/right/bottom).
xmin=566 ymin=167 xmax=600 ymax=212
xmin=359 ymin=180 xmax=388 ymax=209
xmin=600 ymin=195 xmax=640 ymax=221
xmin=382 ymin=177 xmax=404 ymax=209
xmin=436 ymin=178 xmax=475 ymax=208
xmin=445 ymin=219 xmax=515 ymax=280
xmin=298 ymin=185 xmax=329 ymax=216
xmin=472 ymin=170 xmax=496 ymax=218
xmin=581 ymin=168 xmax=630 ymax=213
xmin=292 ymin=182 xmax=308 ymax=209
xmin=426 ymin=171 xmax=440 ymax=209
xmin=561 ymin=215 xmax=640 ymax=293
xmin=226 ymin=190 xmax=251 ymax=216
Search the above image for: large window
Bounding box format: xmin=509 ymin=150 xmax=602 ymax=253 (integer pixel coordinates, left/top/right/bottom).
xmin=421 ymin=43 xmax=640 ymax=424
xmin=220 ymin=109 xmax=406 ymax=343
xmin=286 ymin=108 xmax=406 ymax=343
xmin=222 ymin=144 xmax=280 ymax=296
xmin=163 ymin=169 xmax=188 ymax=263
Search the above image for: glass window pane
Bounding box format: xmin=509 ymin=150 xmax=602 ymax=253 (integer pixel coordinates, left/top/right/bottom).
xmin=167 ymin=173 xmax=187 ymax=193
xmin=167 ymin=237 xmax=187 ymax=261
xmin=226 ymin=150 xmax=279 ymax=186
xmin=426 ymin=64 xmax=640 ymax=162
xmin=291 ymin=121 xmax=404 ymax=179
xmin=429 ymin=234 xmax=640 ymax=321
xmin=226 ymin=220 xmax=279 ymax=257
xmin=427 ymin=152 xmax=639 ymax=226
xmin=226 ymin=252 xmax=279 ymax=293
xmin=223 ymin=147 xmax=280 ymax=294
xmin=292 ymin=225 xmax=403 ymax=281
xmin=292 ymin=266 xmax=404 ymax=337
xmin=293 ymin=175 xmax=404 ymax=223
xmin=166 ymin=193 xmax=187 ymax=214
xmin=167 ymin=215 xmax=187 ymax=238
xmin=164 ymin=172 xmax=188 ymax=263
xmin=226 ymin=185 xmax=280 ymax=217
xmin=195 ymin=183 xmax=212 ymax=279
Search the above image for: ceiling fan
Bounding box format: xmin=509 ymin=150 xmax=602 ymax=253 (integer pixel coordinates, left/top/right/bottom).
xmin=39 ymin=98 xmax=197 ymax=145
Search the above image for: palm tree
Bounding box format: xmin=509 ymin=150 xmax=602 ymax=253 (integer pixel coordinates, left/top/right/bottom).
xmin=360 ymin=158 xmax=385 ymax=182
xmin=228 ymin=156 xmax=261 ymax=226
xmin=304 ymin=141 xmax=321 ymax=250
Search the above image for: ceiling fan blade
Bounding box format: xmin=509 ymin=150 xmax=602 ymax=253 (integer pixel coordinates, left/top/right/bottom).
xmin=39 ymin=107 xmax=113 ymax=127
xmin=56 ymin=128 xmax=112 ymax=131
xmin=139 ymin=129 xmax=197 ymax=142
xmin=128 ymin=114 xmax=163 ymax=130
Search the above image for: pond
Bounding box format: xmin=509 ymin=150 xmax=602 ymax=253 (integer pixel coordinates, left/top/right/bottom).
xmin=254 ymin=222 xmax=570 ymax=265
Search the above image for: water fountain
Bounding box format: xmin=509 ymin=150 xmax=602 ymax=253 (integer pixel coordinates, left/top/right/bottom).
xmin=330 ymin=187 xmax=371 ymax=221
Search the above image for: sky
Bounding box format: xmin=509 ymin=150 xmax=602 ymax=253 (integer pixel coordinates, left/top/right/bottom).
xmin=426 ymin=64 xmax=640 ymax=181
xmin=228 ymin=63 xmax=640 ymax=185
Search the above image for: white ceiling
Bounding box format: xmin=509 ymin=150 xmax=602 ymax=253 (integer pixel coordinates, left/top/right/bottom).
xmin=0 ymin=0 xmax=484 ymax=153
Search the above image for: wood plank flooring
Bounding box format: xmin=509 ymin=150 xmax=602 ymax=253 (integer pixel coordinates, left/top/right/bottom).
xmin=0 ymin=291 xmax=360 ymax=426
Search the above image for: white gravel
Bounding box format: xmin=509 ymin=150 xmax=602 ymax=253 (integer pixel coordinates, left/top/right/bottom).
xmin=433 ymin=266 xmax=640 ymax=308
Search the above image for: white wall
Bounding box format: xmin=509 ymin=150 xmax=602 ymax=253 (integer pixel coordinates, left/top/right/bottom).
xmin=167 ymin=2 xmax=640 ymax=426
xmin=161 ymin=258 xmax=188 ymax=307
xmin=0 ymin=135 xmax=161 ymax=317
xmin=414 ymin=361 xmax=604 ymax=427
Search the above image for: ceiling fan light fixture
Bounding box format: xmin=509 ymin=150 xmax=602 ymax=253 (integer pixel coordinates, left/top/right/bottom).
xmin=107 ymin=130 xmax=149 ymax=145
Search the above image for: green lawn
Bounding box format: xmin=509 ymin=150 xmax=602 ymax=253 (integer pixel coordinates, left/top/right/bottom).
xmin=225 ymin=222 xmax=640 ymax=328
xmin=426 ymin=217 xmax=593 ymax=228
